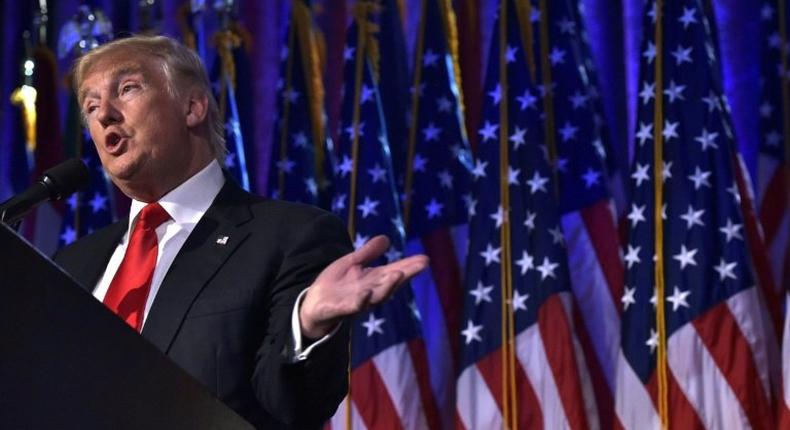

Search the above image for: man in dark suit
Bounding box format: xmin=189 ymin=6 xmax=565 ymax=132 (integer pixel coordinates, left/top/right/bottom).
xmin=53 ymin=35 xmax=427 ymax=428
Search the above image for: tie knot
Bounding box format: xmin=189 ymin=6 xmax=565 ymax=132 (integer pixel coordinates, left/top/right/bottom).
xmin=138 ymin=202 xmax=170 ymax=231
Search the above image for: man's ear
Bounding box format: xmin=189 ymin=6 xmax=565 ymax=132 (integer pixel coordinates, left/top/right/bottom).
xmin=185 ymin=90 xmax=209 ymax=127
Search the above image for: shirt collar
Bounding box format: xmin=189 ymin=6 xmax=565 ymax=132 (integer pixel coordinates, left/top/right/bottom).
xmin=126 ymin=160 xmax=225 ymax=236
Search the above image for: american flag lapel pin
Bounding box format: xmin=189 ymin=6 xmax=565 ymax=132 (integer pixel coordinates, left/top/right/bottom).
xmin=216 ymin=236 xmax=229 ymax=245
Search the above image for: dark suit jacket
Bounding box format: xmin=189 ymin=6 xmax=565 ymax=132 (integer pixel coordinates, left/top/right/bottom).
xmin=54 ymin=180 xmax=352 ymax=428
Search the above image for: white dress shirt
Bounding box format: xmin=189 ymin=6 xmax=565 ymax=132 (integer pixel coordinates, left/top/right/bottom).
xmin=94 ymin=160 xmax=333 ymax=359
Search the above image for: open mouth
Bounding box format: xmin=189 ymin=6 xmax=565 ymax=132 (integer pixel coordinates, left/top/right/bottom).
xmin=105 ymin=132 xmax=126 ymax=153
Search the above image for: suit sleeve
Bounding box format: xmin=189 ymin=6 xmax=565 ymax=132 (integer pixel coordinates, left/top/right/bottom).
xmin=251 ymin=211 xmax=352 ymax=428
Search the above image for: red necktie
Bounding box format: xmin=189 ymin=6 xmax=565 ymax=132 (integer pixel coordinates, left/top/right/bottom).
xmin=104 ymin=202 xmax=170 ymax=332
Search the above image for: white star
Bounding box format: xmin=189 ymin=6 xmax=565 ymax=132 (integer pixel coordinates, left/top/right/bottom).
xmin=695 ymin=128 xmax=719 ymax=151
xmin=353 ymin=233 xmax=369 ymax=250
xmin=384 ymin=247 xmax=402 ymax=262
xmin=344 ymin=121 xmax=365 ymax=138
xmin=357 ymin=196 xmax=380 ymax=218
xmin=512 ymin=290 xmax=529 ymax=311
xmin=292 ymin=131 xmax=308 ymax=148
xmin=461 ymin=320 xmax=483 ymax=344
xmin=510 ymin=126 xmax=527 ymax=149
xmin=471 ymin=160 xmax=488 ymax=179
xmin=666 ymin=286 xmax=691 ymax=311
xmin=505 ymin=45 xmax=518 ymax=63
xmin=624 ymin=244 xmax=641 ymax=269
xmin=679 ymin=205 xmax=706 ymax=229
xmin=536 ymin=257 xmax=559 ymax=280
xmin=89 ymin=192 xmax=107 ymax=213
xmin=549 ymin=47 xmax=566 ymax=65
xmin=423 ymin=49 xmax=439 ymax=67
xmin=678 ymin=7 xmax=697 ymax=28
xmin=726 ymin=183 xmax=741 ymax=204
xmin=548 ymin=226 xmax=564 ymax=245
xmin=671 ymin=45 xmax=693 ymax=65
xmin=304 ymin=178 xmax=318 ymax=196
xmin=631 ymin=163 xmax=650 ymax=187
xmin=515 ymin=250 xmax=534 ymax=275
xmin=517 ymin=89 xmax=538 ymax=110
xmin=480 ymin=243 xmax=502 ymax=265
xmin=368 ymin=164 xmax=387 ymax=183
xmin=425 ymin=198 xmax=444 ymax=219
xmin=337 ymin=155 xmax=353 ymax=177
xmin=761 ymin=4 xmax=774 ymax=20
xmin=362 ymin=313 xmax=386 ymax=336
xmin=282 ymin=88 xmax=300 ymax=104
xmin=622 ymin=286 xmax=636 ymax=311
xmin=225 ymin=152 xmax=236 ymax=168
xmin=463 ymin=193 xmax=478 ymax=217
xmin=60 ymin=225 xmax=77 ymax=245
xmin=663 ymin=120 xmax=680 ymax=141
xmin=422 ymin=122 xmax=441 ymax=142
xmin=663 ymin=80 xmax=686 ymax=103
xmin=508 ymin=166 xmax=520 ymax=185
xmin=524 ymin=211 xmax=537 ymax=231
xmin=276 ymin=157 xmax=296 ymax=173
xmin=688 ymin=166 xmax=712 ymax=189
xmin=437 ymin=170 xmax=453 ymax=188
xmin=714 ymin=258 xmax=738 ymax=281
xmin=410 ymin=83 xmax=426 ymax=97
xmin=343 ymin=45 xmax=355 ymax=61
xmin=437 ymin=96 xmax=452 ymax=112
xmin=469 ymin=281 xmax=494 ymax=305
xmin=719 ymin=218 xmax=743 ymax=242
xmin=479 ymin=121 xmax=499 ymax=142
xmin=526 ymin=171 xmax=549 ymax=194
xmin=490 ymin=206 xmax=506 ymax=228
xmin=360 ymin=85 xmax=375 ymax=104
xmin=639 ymin=81 xmax=655 ymax=105
xmin=569 ymin=91 xmax=588 ymax=109
xmin=628 ymin=204 xmax=647 ymax=227
xmin=646 ymin=329 xmax=659 ymax=353
xmin=581 ymin=168 xmax=600 ymax=188
xmin=636 ymin=122 xmax=653 ymax=146
xmin=643 ymin=41 xmax=656 ymax=64
xmin=413 ymin=153 xmax=428 ymax=172
xmin=701 ymin=90 xmax=720 ymax=112
xmin=332 ymin=194 xmax=346 ymax=212
xmin=557 ymin=17 xmax=576 ymax=34
xmin=662 ymin=161 xmax=673 ymax=181
xmin=673 ymin=245 xmax=698 ymax=270
xmin=765 ymin=130 xmax=782 ymax=147
xmin=558 ymin=121 xmax=578 ymax=142
xmin=488 ymin=84 xmax=502 ymax=105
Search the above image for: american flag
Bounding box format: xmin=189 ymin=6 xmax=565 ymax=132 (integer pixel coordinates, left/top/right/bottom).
xmin=755 ymin=1 xmax=790 ymax=425
xmin=456 ymin=1 xmax=598 ymax=428
xmin=401 ymin=0 xmax=474 ymax=428
xmin=615 ymin=1 xmax=779 ymax=427
xmin=545 ymin=0 xmax=625 ymax=428
xmin=269 ymin=1 xmax=330 ymax=207
xmin=212 ymin=23 xmax=255 ymax=192
xmin=326 ymin=6 xmax=441 ymax=428
xmin=59 ymin=115 xmax=115 ymax=247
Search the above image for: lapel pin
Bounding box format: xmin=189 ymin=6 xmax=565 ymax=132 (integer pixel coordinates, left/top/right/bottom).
xmin=216 ymin=236 xmax=229 ymax=245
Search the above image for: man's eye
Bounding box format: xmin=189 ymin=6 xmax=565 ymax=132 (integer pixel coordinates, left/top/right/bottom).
xmin=85 ymin=105 xmax=98 ymax=114
xmin=121 ymin=84 xmax=138 ymax=94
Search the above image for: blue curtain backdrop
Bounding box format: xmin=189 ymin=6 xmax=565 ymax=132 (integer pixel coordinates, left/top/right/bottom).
xmin=0 ymin=0 xmax=764 ymax=218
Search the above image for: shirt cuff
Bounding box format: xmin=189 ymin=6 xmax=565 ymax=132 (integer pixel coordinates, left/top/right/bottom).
xmin=291 ymin=287 xmax=341 ymax=362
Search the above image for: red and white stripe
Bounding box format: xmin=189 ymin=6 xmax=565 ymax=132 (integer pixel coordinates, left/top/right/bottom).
xmin=756 ymin=154 xmax=789 ymax=294
xmin=327 ymin=340 xmax=440 ymax=429
xmin=456 ymin=292 xmax=599 ymax=429
xmin=615 ymin=287 xmax=778 ymax=429
xmin=562 ymin=199 xmax=625 ymax=429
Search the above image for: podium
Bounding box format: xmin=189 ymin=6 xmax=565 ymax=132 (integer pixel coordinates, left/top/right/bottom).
xmin=0 ymin=224 xmax=252 ymax=429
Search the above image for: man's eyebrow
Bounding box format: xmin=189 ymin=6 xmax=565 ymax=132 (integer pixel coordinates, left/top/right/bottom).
xmin=79 ymin=65 xmax=147 ymax=103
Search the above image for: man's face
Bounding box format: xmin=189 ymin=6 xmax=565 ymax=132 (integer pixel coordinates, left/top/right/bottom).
xmin=79 ymin=52 xmax=206 ymax=201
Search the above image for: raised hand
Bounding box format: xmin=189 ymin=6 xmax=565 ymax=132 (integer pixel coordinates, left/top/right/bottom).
xmin=298 ymin=235 xmax=429 ymax=339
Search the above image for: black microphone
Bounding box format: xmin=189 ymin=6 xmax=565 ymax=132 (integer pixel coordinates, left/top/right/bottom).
xmin=0 ymin=158 xmax=90 ymax=225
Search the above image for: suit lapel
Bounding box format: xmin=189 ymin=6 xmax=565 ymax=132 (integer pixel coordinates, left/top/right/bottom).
xmin=72 ymin=221 xmax=127 ymax=292
xmin=141 ymin=182 xmax=253 ymax=353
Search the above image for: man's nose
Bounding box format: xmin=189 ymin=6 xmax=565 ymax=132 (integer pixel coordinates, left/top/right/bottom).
xmin=96 ymin=99 xmax=122 ymax=127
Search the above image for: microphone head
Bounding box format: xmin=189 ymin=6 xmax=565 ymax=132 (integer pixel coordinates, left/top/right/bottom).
xmin=41 ymin=158 xmax=90 ymax=201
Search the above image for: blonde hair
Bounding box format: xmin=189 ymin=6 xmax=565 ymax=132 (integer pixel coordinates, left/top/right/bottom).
xmin=72 ymin=35 xmax=226 ymax=164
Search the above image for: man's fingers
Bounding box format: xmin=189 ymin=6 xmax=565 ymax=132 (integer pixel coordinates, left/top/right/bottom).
xmin=349 ymin=235 xmax=391 ymax=265
xmin=383 ymin=255 xmax=429 ymax=279
xmin=367 ymin=271 xmax=405 ymax=305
